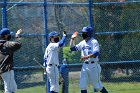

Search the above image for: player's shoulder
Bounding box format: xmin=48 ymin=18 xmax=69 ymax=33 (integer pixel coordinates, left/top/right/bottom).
xmin=79 ymin=40 xmax=85 ymax=45
xmin=47 ymin=42 xmax=59 ymax=48
xmin=48 ymin=42 xmax=58 ymax=46
xmin=80 ymin=40 xmax=85 ymax=43
xmin=90 ymin=37 xmax=98 ymax=43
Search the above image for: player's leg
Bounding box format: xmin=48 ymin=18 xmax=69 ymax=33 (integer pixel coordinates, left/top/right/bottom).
xmin=98 ymin=63 xmax=108 ymax=93
xmin=1 ymin=70 xmax=17 ymax=93
xmin=10 ymin=70 xmax=17 ymax=93
xmin=93 ymin=82 xmax=108 ymax=93
xmin=79 ymin=66 xmax=88 ymax=93
xmin=46 ymin=66 xmax=59 ymax=93
xmin=89 ymin=63 xmax=108 ymax=93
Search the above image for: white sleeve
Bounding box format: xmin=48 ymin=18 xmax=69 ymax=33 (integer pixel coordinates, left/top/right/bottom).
xmin=52 ymin=43 xmax=59 ymax=49
xmin=44 ymin=48 xmax=47 ymax=59
xmin=92 ymin=40 xmax=100 ymax=53
xmin=75 ymin=41 xmax=83 ymax=51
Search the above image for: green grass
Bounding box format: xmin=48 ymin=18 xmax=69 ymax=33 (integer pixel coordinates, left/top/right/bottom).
xmin=0 ymin=82 xmax=140 ymax=93
xmin=69 ymin=82 xmax=140 ymax=93
xmin=104 ymin=82 xmax=140 ymax=93
xmin=0 ymin=85 xmax=46 ymax=93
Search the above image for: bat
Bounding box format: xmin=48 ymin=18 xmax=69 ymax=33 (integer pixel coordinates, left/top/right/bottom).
xmin=33 ymin=58 xmax=47 ymax=75
xmin=33 ymin=58 xmax=45 ymax=69
xmin=33 ymin=58 xmax=64 ymax=85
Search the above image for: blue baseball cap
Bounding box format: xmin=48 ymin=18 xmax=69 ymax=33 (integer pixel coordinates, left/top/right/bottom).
xmin=82 ymin=26 xmax=93 ymax=37
xmin=0 ymin=28 xmax=10 ymax=35
xmin=48 ymin=31 xmax=59 ymax=37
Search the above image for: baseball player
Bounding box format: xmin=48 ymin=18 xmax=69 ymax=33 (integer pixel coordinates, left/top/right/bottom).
xmin=43 ymin=31 xmax=66 ymax=93
xmin=0 ymin=28 xmax=22 ymax=93
xmin=70 ymin=26 xmax=108 ymax=93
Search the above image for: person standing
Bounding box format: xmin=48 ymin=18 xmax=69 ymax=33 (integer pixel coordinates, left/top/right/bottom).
xmin=43 ymin=31 xmax=66 ymax=93
xmin=0 ymin=28 xmax=22 ymax=93
xmin=70 ymin=26 xmax=108 ymax=93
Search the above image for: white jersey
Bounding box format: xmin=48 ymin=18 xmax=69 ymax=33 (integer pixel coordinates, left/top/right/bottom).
xmin=44 ymin=42 xmax=59 ymax=66
xmin=76 ymin=37 xmax=99 ymax=62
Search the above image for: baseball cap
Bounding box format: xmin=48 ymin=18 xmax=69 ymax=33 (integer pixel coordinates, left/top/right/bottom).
xmin=0 ymin=28 xmax=10 ymax=35
xmin=82 ymin=26 xmax=93 ymax=37
xmin=82 ymin=26 xmax=93 ymax=33
xmin=48 ymin=31 xmax=59 ymax=37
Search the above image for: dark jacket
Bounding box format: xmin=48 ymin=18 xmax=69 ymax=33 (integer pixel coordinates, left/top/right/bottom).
xmin=0 ymin=40 xmax=21 ymax=74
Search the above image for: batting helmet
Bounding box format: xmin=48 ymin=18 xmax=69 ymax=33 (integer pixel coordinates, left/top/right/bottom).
xmin=48 ymin=31 xmax=59 ymax=38
xmin=0 ymin=28 xmax=10 ymax=36
xmin=82 ymin=26 xmax=93 ymax=37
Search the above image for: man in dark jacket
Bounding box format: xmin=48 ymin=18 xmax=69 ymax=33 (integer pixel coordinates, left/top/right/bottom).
xmin=0 ymin=28 xmax=22 ymax=93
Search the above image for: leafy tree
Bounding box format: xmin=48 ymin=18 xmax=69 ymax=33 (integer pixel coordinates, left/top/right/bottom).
xmin=63 ymin=46 xmax=81 ymax=64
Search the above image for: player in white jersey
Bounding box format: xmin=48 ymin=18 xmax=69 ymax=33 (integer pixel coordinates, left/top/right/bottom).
xmin=70 ymin=26 xmax=108 ymax=93
xmin=43 ymin=31 xmax=66 ymax=93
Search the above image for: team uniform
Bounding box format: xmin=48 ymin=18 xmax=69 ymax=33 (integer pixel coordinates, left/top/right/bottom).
xmin=43 ymin=31 xmax=66 ymax=93
xmin=0 ymin=28 xmax=22 ymax=93
xmin=70 ymin=27 xmax=108 ymax=93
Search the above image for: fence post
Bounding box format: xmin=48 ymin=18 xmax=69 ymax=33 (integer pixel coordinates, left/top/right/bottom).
xmin=88 ymin=0 xmax=94 ymax=36
xmin=2 ymin=0 xmax=8 ymax=28
xmin=43 ymin=0 xmax=50 ymax=93
xmin=60 ymin=64 xmax=69 ymax=93
xmin=43 ymin=0 xmax=48 ymax=45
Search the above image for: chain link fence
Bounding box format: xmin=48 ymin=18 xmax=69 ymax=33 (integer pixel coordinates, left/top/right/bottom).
xmin=0 ymin=0 xmax=140 ymax=93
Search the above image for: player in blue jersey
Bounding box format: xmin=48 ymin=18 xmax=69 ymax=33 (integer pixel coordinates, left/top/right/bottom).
xmin=43 ymin=31 xmax=66 ymax=93
xmin=70 ymin=26 xmax=108 ymax=93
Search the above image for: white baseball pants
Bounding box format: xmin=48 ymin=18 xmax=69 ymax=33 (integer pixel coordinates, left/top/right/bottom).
xmin=46 ymin=65 xmax=59 ymax=92
xmin=80 ymin=63 xmax=103 ymax=91
xmin=1 ymin=70 xmax=17 ymax=93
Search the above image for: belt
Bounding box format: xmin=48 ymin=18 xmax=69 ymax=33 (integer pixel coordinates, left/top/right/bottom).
xmin=48 ymin=64 xmax=58 ymax=67
xmin=84 ymin=61 xmax=95 ymax=64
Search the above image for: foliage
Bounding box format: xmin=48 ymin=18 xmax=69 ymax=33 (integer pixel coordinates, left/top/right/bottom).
xmin=94 ymin=3 xmax=140 ymax=62
xmin=14 ymin=37 xmax=44 ymax=66
xmin=63 ymin=46 xmax=81 ymax=64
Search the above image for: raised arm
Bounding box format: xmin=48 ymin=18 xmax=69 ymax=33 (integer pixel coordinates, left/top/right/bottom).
xmin=69 ymin=32 xmax=79 ymax=51
xmin=59 ymin=31 xmax=67 ymax=47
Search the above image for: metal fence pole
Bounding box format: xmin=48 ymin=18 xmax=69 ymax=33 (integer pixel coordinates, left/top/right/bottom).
xmin=43 ymin=0 xmax=50 ymax=93
xmin=88 ymin=0 xmax=94 ymax=36
xmin=43 ymin=0 xmax=48 ymax=46
xmin=2 ymin=0 xmax=7 ymax=28
xmin=60 ymin=64 xmax=69 ymax=93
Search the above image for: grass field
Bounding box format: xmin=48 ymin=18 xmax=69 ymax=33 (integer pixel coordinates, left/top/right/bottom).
xmin=69 ymin=80 xmax=140 ymax=93
xmin=0 ymin=82 xmax=139 ymax=93
xmin=0 ymin=71 xmax=140 ymax=93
